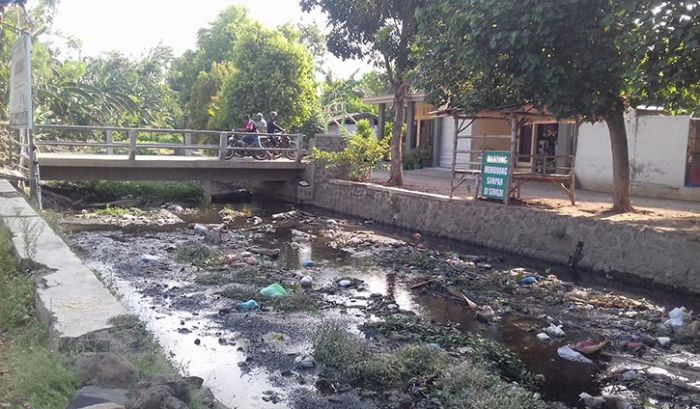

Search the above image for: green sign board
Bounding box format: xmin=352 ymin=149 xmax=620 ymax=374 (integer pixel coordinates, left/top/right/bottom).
xmin=481 ymin=151 xmax=511 ymax=201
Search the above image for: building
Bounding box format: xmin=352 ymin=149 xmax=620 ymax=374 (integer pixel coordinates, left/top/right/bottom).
xmin=365 ymin=93 xmax=700 ymax=201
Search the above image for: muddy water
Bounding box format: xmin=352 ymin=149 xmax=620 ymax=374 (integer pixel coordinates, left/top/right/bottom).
xmin=65 ymin=199 xmax=700 ymax=409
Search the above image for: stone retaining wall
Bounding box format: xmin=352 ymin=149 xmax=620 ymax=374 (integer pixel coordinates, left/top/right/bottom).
xmin=310 ymin=178 xmax=700 ymax=294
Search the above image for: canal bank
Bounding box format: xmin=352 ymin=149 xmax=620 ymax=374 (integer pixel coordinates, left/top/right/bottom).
xmin=42 ymin=184 xmax=700 ymax=409
xmin=289 ymin=163 xmax=700 ymax=295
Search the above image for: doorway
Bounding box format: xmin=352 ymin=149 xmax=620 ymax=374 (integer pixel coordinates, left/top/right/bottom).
xmin=517 ymin=123 xmax=559 ymax=172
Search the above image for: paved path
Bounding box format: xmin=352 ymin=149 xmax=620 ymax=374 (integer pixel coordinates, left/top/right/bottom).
xmin=0 ymin=181 xmax=127 ymax=349
xmin=372 ymin=168 xmax=700 ymax=234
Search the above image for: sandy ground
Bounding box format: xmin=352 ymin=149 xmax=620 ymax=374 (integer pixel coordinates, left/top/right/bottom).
xmin=372 ymin=168 xmax=700 ymax=235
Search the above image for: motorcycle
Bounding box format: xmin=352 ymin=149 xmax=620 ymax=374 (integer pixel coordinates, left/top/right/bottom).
xmin=225 ymin=132 xmax=270 ymax=160
xmin=260 ymin=134 xmax=298 ymax=160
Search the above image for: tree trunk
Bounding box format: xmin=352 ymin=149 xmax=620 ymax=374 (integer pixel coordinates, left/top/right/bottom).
xmin=387 ymin=81 xmax=407 ymax=186
xmin=604 ymin=106 xmax=633 ymax=213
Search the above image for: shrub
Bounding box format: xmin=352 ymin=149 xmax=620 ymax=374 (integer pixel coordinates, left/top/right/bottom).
xmin=311 ymin=119 xmax=389 ymax=181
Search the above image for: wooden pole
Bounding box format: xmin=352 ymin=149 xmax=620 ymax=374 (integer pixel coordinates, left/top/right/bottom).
xmin=570 ymin=119 xmax=581 ymax=206
xmin=506 ymin=114 xmax=518 ymax=205
xmin=450 ymin=115 xmax=459 ymax=198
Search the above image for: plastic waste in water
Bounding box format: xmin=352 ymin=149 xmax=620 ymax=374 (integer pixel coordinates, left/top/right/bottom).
xmin=558 ymin=345 xmax=593 ymax=364
xmin=544 ymin=324 xmax=566 ymax=337
xmin=302 ymin=260 xmax=315 ymax=269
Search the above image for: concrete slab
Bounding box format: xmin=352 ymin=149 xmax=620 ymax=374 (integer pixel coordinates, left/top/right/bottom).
xmin=0 ymin=183 xmax=128 ymax=347
xmin=0 ymin=180 xmax=19 ymax=194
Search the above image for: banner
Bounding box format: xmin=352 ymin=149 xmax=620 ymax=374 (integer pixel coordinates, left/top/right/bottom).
xmin=9 ymin=33 xmax=32 ymax=129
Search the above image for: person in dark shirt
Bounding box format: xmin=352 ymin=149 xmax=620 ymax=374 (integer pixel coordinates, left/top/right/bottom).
xmin=266 ymin=111 xmax=285 ymax=146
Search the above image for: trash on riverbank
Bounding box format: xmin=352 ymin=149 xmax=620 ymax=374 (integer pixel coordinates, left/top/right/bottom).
xmin=573 ymin=340 xmax=608 ymax=355
xmin=237 ymin=300 xmax=259 ymax=312
xmin=260 ymin=284 xmax=288 ymax=298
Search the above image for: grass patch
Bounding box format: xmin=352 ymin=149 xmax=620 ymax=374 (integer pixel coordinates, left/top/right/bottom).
xmin=313 ymin=322 xmax=541 ymax=409
xmin=0 ymin=225 xmax=80 ymax=409
xmin=364 ymin=317 xmax=534 ymax=385
xmin=94 ymin=205 xmax=131 ymax=216
xmin=94 ymin=181 xmax=203 ymax=204
xmin=267 ymin=291 xmax=319 ymax=313
xmin=173 ymin=242 xmax=219 ymax=267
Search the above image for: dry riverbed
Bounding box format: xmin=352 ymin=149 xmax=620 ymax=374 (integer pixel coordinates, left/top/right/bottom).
xmin=58 ymin=200 xmax=700 ymax=409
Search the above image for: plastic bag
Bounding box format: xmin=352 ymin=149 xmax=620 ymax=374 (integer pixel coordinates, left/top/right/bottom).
xmin=557 ymin=345 xmax=593 ymax=364
xmin=545 ymin=324 xmax=566 ymax=337
xmin=260 ymin=283 xmax=288 ymax=298
xmin=664 ymin=307 xmax=688 ymax=328
xmin=236 ymin=300 xmax=259 ymax=312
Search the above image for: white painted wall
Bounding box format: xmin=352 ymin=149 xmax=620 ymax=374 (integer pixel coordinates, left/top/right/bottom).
xmin=631 ymin=115 xmax=690 ymax=187
xmin=576 ymin=112 xmax=691 ymax=193
xmin=439 ymin=117 xmax=472 ymax=169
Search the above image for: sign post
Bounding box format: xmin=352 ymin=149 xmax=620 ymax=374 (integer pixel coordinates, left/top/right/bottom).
xmin=8 ymin=33 xmax=41 ymax=208
xmin=480 ymin=151 xmax=511 ymax=202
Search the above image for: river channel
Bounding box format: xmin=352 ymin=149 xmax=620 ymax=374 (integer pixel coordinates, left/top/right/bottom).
xmin=59 ymin=197 xmax=700 ymax=409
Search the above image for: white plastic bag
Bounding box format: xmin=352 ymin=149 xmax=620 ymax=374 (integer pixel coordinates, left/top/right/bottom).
xmin=558 ymin=345 xmax=593 ymax=364
xmin=664 ymin=307 xmax=688 ymax=328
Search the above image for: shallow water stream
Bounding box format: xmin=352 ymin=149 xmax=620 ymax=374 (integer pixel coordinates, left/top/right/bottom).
xmin=63 ymin=198 xmax=700 ymax=409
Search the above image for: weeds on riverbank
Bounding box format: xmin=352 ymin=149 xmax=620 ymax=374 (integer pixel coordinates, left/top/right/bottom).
xmin=313 ymin=322 xmax=542 ymax=409
xmin=174 ymin=242 xmax=220 ymax=266
xmin=365 ymin=317 xmax=534 ymax=385
xmin=0 ymin=226 xmax=80 ymax=409
xmin=46 ymin=181 xmax=204 ymax=204
xmin=95 ymin=205 xmax=131 ymax=217
xmin=95 ymin=181 xmax=204 ymax=203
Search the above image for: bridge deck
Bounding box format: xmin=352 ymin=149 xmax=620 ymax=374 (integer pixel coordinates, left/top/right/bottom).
xmin=37 ymin=153 xmax=305 ymax=169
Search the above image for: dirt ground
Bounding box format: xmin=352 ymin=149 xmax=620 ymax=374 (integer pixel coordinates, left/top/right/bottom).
xmin=371 ymin=169 xmax=700 ymax=236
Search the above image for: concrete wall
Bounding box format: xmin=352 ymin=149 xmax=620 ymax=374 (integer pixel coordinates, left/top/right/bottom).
xmin=309 ymin=178 xmax=700 ymax=294
xmin=576 ymin=112 xmax=694 ymax=199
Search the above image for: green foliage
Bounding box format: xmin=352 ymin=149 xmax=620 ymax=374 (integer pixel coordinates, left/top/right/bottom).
xmin=0 ymin=225 xmax=80 ymax=409
xmin=435 ymin=362 xmax=544 ymax=409
xmin=364 ymin=317 xmax=533 ymax=385
xmin=212 ymin=29 xmax=321 ymax=132
xmin=322 ymin=71 xmax=388 ymax=120
xmin=311 ymin=120 xmax=389 ymax=181
xmin=313 ymin=321 xmax=540 ymax=408
xmin=173 ymin=243 xmax=218 ymax=266
xmin=312 ymin=322 xmax=365 ymax=369
xmin=94 ymin=205 xmax=130 ymax=217
xmin=92 ymin=181 xmax=203 ymax=204
xmin=302 ymin=0 xmax=429 ymax=180
xmin=414 ymin=0 xmax=700 ymax=209
xmin=0 ymin=227 xmax=32 ymax=329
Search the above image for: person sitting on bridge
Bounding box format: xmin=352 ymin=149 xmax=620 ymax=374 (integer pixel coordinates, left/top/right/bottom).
xmin=253 ymin=113 xmax=267 ymax=136
xmin=267 ymin=111 xmax=285 ymax=147
xmin=241 ymin=115 xmax=261 ymax=147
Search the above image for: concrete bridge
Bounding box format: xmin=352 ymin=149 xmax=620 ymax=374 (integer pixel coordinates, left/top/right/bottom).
xmin=1 ymin=123 xmax=309 ymax=206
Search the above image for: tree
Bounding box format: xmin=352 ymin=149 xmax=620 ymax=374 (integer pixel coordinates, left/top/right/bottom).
xmin=415 ymin=0 xmax=700 ymax=212
xmin=169 ymin=6 xmax=255 ymax=127
xmin=301 ymin=0 xmax=427 ymax=186
xmin=212 ymin=29 xmax=321 ymax=133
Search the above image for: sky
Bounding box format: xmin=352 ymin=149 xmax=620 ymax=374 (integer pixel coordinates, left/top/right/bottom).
xmin=50 ymin=0 xmax=370 ymax=78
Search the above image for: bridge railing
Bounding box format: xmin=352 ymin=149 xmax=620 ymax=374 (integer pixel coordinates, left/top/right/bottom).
xmin=32 ymin=125 xmax=307 ymax=162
